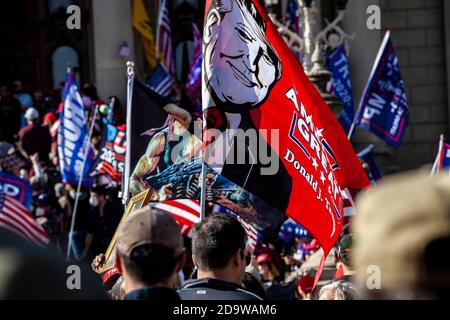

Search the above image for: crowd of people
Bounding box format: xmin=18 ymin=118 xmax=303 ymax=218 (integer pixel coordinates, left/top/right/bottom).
xmin=0 ymin=80 xmax=125 ymax=262
xmin=1 ymin=80 xmax=450 ymax=301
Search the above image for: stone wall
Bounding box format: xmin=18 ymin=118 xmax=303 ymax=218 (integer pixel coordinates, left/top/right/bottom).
xmin=378 ymin=0 xmax=448 ymax=171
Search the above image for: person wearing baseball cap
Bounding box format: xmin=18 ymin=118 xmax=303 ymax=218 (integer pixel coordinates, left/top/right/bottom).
xmin=116 ymin=206 xmax=185 ymax=300
xmin=18 ymin=107 xmax=52 ymax=163
xmin=335 ymin=234 xmax=355 ymax=285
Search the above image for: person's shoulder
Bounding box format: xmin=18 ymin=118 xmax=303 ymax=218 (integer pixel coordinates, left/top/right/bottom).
xmin=178 ymin=278 xmax=262 ymax=301
xmin=18 ymin=125 xmax=32 ymax=137
xmin=233 ymin=287 xmax=263 ymax=300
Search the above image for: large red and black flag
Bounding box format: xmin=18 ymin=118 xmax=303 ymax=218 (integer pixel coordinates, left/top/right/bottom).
xmin=202 ymin=0 xmax=369 ymax=257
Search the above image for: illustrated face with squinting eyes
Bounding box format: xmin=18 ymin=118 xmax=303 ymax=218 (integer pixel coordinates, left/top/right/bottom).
xmin=204 ymin=0 xmax=281 ymax=112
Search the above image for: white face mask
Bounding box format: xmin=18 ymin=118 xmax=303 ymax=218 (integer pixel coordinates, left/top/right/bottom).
xmin=35 ymin=207 xmax=45 ymax=217
xmin=69 ymin=190 xmax=77 ymax=199
xmin=89 ymin=196 xmax=99 ymax=207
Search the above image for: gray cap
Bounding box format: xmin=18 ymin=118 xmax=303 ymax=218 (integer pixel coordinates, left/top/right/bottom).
xmin=117 ymin=206 xmax=183 ymax=258
xmin=24 ymin=107 xmax=39 ymax=120
xmin=354 ymin=170 xmax=450 ymax=289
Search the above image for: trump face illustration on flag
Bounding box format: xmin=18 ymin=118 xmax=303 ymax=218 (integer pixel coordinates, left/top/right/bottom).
xmin=203 ymin=0 xmax=282 ymax=111
xmin=202 ymin=0 xmax=292 ymax=214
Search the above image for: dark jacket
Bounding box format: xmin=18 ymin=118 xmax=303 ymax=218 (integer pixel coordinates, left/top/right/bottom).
xmin=178 ymin=278 xmax=262 ymax=300
xmin=124 ymin=287 xmax=181 ymax=301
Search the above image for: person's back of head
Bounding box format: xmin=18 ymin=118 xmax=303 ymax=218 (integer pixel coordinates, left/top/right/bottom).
xmin=354 ymin=170 xmax=450 ymax=299
xmin=317 ymin=281 xmax=357 ymax=300
xmin=191 ymin=214 xmax=248 ymax=285
xmin=116 ymin=206 xmax=184 ymax=298
xmin=338 ymin=233 xmax=354 ymax=273
xmin=24 ymin=107 xmax=39 ymax=125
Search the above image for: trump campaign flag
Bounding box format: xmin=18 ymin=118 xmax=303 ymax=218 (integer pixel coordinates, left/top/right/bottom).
xmin=351 ymin=31 xmax=409 ymax=148
xmin=202 ymin=0 xmax=370 ymax=260
xmin=328 ymin=45 xmax=354 ymax=134
xmin=58 ymin=71 xmax=94 ymax=187
xmin=0 ymin=172 xmax=32 ymax=210
xmin=90 ymin=122 xmax=126 ymax=182
xmin=431 ymin=135 xmax=450 ymax=175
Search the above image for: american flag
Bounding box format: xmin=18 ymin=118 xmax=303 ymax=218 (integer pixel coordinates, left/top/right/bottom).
xmin=212 ymin=205 xmax=260 ymax=251
xmin=153 ymin=199 xmax=201 ymax=237
xmin=148 ymin=62 xmax=174 ymax=97
xmin=157 ymin=0 xmax=175 ymax=76
xmin=235 ymin=214 xmax=260 ymax=252
xmin=0 ymin=193 xmax=49 ymax=247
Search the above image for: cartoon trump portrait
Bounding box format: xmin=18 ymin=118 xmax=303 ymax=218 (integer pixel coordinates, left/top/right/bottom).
xmin=203 ymin=0 xmax=281 ymax=111
xmin=202 ymin=0 xmax=292 ymax=213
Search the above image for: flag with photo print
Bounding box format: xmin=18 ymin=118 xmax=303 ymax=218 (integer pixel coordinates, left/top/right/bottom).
xmin=202 ymin=0 xmax=370 ymax=259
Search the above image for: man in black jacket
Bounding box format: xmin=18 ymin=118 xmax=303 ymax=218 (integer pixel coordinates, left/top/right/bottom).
xmin=178 ymin=214 xmax=262 ymax=300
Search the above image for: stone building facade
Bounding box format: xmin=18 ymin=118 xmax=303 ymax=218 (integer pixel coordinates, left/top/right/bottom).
xmin=1 ymin=0 xmax=448 ymax=173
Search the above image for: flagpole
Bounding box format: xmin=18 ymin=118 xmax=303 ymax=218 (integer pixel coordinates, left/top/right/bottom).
xmin=66 ymin=106 xmax=98 ymax=260
xmin=122 ymin=61 xmax=135 ymax=206
xmin=431 ymin=134 xmax=444 ymax=176
xmin=347 ymin=122 xmax=356 ymax=140
xmin=155 ymin=0 xmax=163 ymax=61
xmin=200 ymin=161 xmax=207 ymax=221
xmin=348 ymin=31 xmax=392 ymax=141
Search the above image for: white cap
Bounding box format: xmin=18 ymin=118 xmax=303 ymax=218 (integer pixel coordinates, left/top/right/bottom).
xmin=24 ymin=107 xmax=39 ymax=120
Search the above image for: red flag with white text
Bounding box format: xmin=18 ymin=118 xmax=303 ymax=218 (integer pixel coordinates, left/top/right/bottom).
xmin=202 ymin=0 xmax=369 ymax=256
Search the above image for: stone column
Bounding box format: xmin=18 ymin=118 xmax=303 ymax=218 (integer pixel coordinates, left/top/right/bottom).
xmin=91 ymin=0 xmax=134 ymax=103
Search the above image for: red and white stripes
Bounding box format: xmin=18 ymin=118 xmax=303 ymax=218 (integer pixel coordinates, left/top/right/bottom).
xmin=0 ymin=194 xmax=49 ymax=247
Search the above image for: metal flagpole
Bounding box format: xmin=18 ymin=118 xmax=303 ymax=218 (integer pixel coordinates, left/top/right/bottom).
xmin=66 ymin=106 xmax=98 ymax=260
xmin=431 ymin=134 xmax=444 ymax=176
xmin=349 ymin=31 xmax=392 ymax=141
xmin=155 ymin=0 xmax=163 ymax=61
xmin=199 ymin=161 xmax=207 ymax=221
xmin=347 ymin=121 xmax=356 ymax=140
xmin=122 ymin=61 xmax=135 ymax=206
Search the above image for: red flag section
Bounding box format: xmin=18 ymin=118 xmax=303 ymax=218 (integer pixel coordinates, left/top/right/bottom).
xmin=202 ymin=0 xmax=369 ymax=256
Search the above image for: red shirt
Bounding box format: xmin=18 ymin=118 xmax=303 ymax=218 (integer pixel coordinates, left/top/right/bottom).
xmin=19 ymin=123 xmax=52 ymax=162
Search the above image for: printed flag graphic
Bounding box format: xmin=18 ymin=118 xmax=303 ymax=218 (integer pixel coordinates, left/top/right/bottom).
xmin=353 ymin=31 xmax=409 ymax=148
xmin=202 ymin=0 xmax=370 ymax=257
xmin=57 ymin=71 xmax=94 ymax=187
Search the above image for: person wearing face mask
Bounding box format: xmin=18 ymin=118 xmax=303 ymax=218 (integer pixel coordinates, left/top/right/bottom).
xmin=35 ymin=193 xmax=62 ymax=249
xmin=82 ymin=185 xmax=123 ymax=262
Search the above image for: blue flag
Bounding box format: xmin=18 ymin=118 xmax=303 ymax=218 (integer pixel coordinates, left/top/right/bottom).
xmin=441 ymin=142 xmax=450 ymax=169
xmin=328 ymin=45 xmax=354 ymax=134
xmin=57 ymin=72 xmax=94 ymax=187
xmin=431 ymin=137 xmax=450 ymax=174
xmin=357 ymin=145 xmax=382 ymax=184
xmin=288 ymin=0 xmax=299 ymax=34
xmin=354 ymin=31 xmax=409 ymax=148
xmin=0 ymin=172 xmax=32 ymax=210
xmin=278 ymin=218 xmax=310 ymax=244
